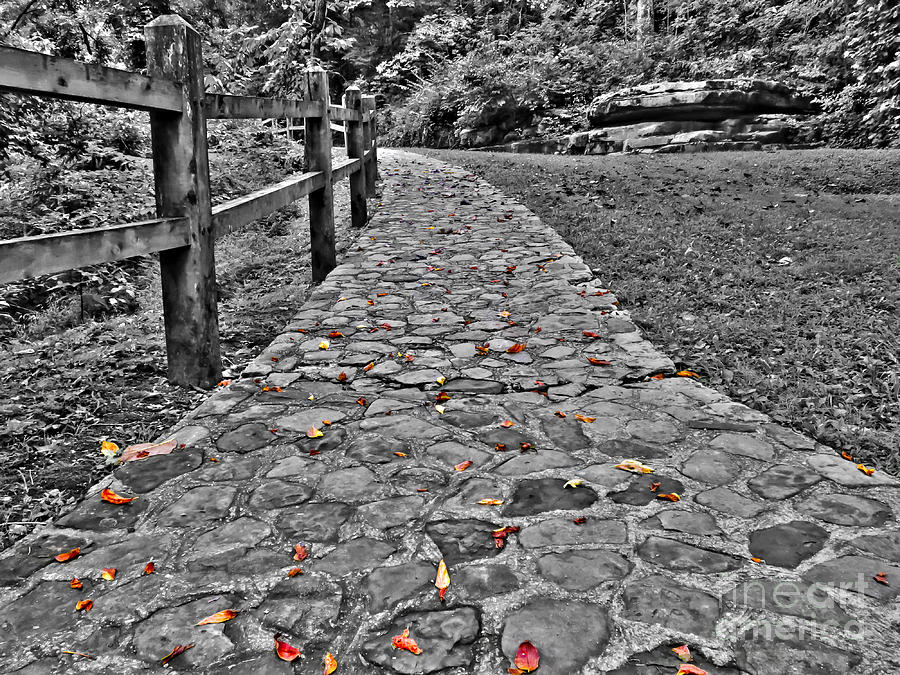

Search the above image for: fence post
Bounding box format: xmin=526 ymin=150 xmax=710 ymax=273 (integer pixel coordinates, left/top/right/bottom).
xmin=144 ymin=15 xmax=221 ymax=388
xmin=342 ymin=87 xmax=367 ymax=228
xmin=303 ymin=67 xmax=336 ymax=282
xmin=361 ymin=94 xmax=377 ymax=196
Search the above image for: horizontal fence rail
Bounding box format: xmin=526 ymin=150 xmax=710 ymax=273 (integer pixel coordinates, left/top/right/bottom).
xmin=0 ymin=45 xmax=183 ymax=112
xmin=0 ymin=14 xmax=378 ymax=388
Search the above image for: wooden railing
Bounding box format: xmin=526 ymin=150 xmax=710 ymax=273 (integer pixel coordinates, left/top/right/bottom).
xmin=0 ymin=15 xmax=378 ymax=388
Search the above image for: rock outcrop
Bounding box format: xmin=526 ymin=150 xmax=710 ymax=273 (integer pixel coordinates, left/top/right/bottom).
xmin=587 ymin=79 xmax=814 ymax=126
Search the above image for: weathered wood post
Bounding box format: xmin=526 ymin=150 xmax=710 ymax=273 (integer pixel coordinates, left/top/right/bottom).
xmin=303 ymin=67 xmax=336 ymax=282
xmin=362 ymin=94 xmax=377 ymax=197
xmin=144 ymin=16 xmax=221 ymax=388
xmin=342 ymin=86 xmax=367 ymax=228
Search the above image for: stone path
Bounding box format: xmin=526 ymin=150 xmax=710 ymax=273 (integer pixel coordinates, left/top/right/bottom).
xmin=2 ymin=149 xmax=899 ymax=674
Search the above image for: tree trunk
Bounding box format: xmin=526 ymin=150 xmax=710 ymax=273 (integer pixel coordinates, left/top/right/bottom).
xmin=636 ymin=0 xmax=654 ymax=42
xmin=310 ymin=0 xmax=327 ymax=61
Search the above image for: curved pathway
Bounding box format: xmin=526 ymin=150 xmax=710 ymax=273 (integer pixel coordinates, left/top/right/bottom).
xmin=1 ymin=149 xmax=898 ymax=674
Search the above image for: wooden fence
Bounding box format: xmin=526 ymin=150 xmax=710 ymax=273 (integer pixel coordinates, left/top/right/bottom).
xmin=0 ymin=15 xmax=378 ymax=388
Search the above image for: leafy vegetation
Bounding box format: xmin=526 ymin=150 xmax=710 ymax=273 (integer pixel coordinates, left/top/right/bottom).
xmin=421 ymin=147 xmax=900 ymax=473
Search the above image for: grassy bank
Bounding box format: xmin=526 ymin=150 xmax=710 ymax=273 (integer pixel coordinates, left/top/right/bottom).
xmin=419 ymin=147 xmax=900 ymax=473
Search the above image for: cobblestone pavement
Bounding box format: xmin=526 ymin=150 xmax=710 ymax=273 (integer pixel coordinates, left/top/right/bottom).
xmin=2 ymin=149 xmax=899 ymax=674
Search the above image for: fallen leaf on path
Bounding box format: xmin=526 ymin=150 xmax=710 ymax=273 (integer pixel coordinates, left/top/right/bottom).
xmin=574 ymin=414 xmax=595 ymax=423
xmin=55 ymin=548 xmax=80 ymax=563
xmin=337 ymin=371 xmax=348 ymax=382
xmin=329 ymin=331 xmax=344 ymax=338
xmin=751 ymin=557 xmax=765 ymax=564
xmin=143 ymin=562 xmax=155 ymax=575
xmin=672 ymin=645 xmax=691 ymax=662
xmin=435 ymin=404 xmax=446 ymax=414
xmin=841 ymin=451 xmax=853 ymax=461
xmin=587 ymin=358 xmax=612 ymax=366
xmin=319 ymin=340 xmax=330 ymax=350
xmin=874 ymin=572 xmax=889 ymax=585
xmin=120 ymin=439 xmax=177 ymax=463
xmin=357 ymin=397 xmax=367 ymax=405
xmin=196 ymin=609 xmax=239 ymax=625
xmin=160 ymin=644 xmax=194 ymax=666
xmin=563 ymin=478 xmax=584 ymax=488
xmin=391 ymin=627 xmax=423 ymax=655
xmin=307 ymin=426 xmax=324 ymax=438
xmin=100 ymin=488 xmax=135 ymax=505
xmin=649 ymin=481 xmax=661 ymax=492
xmin=513 ymin=641 xmax=540 ymax=672
xmin=363 ymin=362 xmax=375 ymax=372
xmin=60 ymin=650 xmax=93 ymax=659
xmin=288 ymin=567 xmax=304 ymax=577
xmin=100 ymin=440 xmax=119 ymax=458
xmin=69 ymin=578 xmax=82 ymax=589
xmin=495 ymin=443 xmax=508 ymax=451
xmin=436 ymin=376 xmax=446 ymax=385
xmin=454 ymin=460 xmax=472 ymax=471
xmin=435 ymin=559 xmax=450 ymax=601
xmin=324 ymin=652 xmax=338 ymax=674
xmin=75 ymin=599 xmax=93 ymax=612
xmin=676 ymin=370 xmax=700 ymax=379
xmin=492 ymin=526 xmax=519 ymax=549
xmin=554 ymin=410 xmax=566 ymax=418
xmin=293 ymin=544 xmax=309 ymax=562
xmin=582 ymin=331 xmax=601 ymax=338
xmin=274 ymin=636 xmax=301 ymax=661
xmin=573 ymin=516 xmax=588 ymax=524
xmin=676 ymin=665 xmax=707 ymax=675
xmin=650 ymin=374 xmax=665 ymax=380
xmin=101 ymin=568 xmax=116 ymax=581
xmin=657 ymin=493 xmax=681 ymax=502
xmin=507 ymin=343 xmax=527 ymax=353
xmin=477 ymin=498 xmax=503 ymax=505
xmin=394 ymin=452 xmax=407 ymax=457
xmin=500 ymin=420 xmax=514 ymax=428
xmin=615 ymin=459 xmax=654 ymax=474
xmin=435 ymin=392 xmax=451 ymax=402
xmin=857 ymin=463 xmax=875 ymax=476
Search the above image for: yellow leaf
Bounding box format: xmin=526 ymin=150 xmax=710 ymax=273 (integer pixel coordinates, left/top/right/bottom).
xmin=434 ymin=404 xmax=446 ymax=414
xmin=477 ymin=498 xmax=503 ymax=505
xmin=319 ymin=340 xmax=330 ymax=350
xmin=435 ymin=559 xmax=450 ymax=601
xmin=324 ymin=652 xmax=338 ymax=675
xmin=436 ymin=376 xmax=446 ymax=385
xmin=100 ymin=440 xmax=119 ymax=457
xmin=563 ymin=478 xmax=584 ymax=489
xmin=307 ymin=426 xmax=324 ymax=438
xmin=615 ymin=459 xmax=654 ymax=474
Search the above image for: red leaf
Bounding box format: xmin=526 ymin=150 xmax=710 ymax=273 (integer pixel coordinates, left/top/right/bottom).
xmin=582 ymin=331 xmax=601 ymax=338
xmin=143 ymin=562 xmax=155 ymax=575
xmin=196 ymin=609 xmax=239 ymax=625
xmin=55 ymin=547 xmax=80 ymax=563
xmin=506 ymin=343 xmax=527 ymax=353
xmin=274 ymin=635 xmax=302 ymax=661
xmin=572 ymin=516 xmax=588 ymax=525
xmin=100 ymin=488 xmax=136 ymax=505
xmin=391 ymin=627 xmax=423 ymax=654
xmin=587 ymin=358 xmax=612 ymax=366
xmin=160 ymin=644 xmax=194 ymax=666
xmin=293 ymin=544 xmax=309 ymax=562
xmin=514 ymin=641 xmax=540 ymax=672
xmin=337 ymin=371 xmax=348 ymax=382
xmin=874 ymin=572 xmax=889 ymax=585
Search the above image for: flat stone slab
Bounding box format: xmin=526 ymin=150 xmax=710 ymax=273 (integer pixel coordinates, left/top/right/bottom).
xmin=609 ymin=474 xmax=685 ymax=506
xmin=501 ymin=597 xmax=611 ymax=675
xmin=798 ymin=492 xmax=893 ymax=526
xmin=748 ymin=520 xmax=828 ymax=568
xmin=807 ymin=454 xmax=900 ymax=487
xmin=538 ymin=549 xmax=632 ymax=590
xmin=621 ymin=574 xmax=720 ymax=636
xmin=315 ymin=537 xmax=396 ymax=576
xmin=358 ymin=495 xmax=426 ymax=529
xmin=155 ymin=486 xmax=235 ymax=527
xmin=248 ymin=480 xmax=313 ymax=511
xmin=502 ymin=478 xmax=598 ymax=516
xmin=114 ymin=450 xmax=202 ymax=493
xmin=362 ymin=607 xmax=480 ymax=673
xmin=216 ymin=423 xmax=275 ymax=453
xmin=735 ymin=627 xmax=862 ymax=675
xmin=679 ymin=449 xmax=740 ymax=485
xmin=425 ymin=519 xmax=502 ymax=565
xmin=362 ymin=561 xmax=435 ymax=612
xmin=637 ymin=535 xmax=742 ymax=573
xmin=748 ymin=464 xmax=821 ymax=499
xmin=710 ymin=432 xmax=775 ymax=460
xmin=451 ymin=564 xmax=519 ymax=600
xmin=519 ymin=517 xmax=627 ymax=547
xmin=696 ymin=486 xmax=768 ymax=517
xmin=642 ymin=510 xmax=722 ymax=536
xmin=803 ymin=555 xmax=900 ymax=601
xmin=725 ymin=579 xmax=852 ymax=624
xmin=494 ymin=449 xmax=579 ymax=475
xmin=851 ymin=531 xmax=900 ymax=562
xmin=275 ymin=502 xmax=354 ymax=543
xmin=359 ymin=415 xmax=449 ymax=439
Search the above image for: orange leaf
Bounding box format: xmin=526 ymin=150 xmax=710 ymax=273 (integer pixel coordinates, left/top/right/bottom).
xmin=874 ymin=572 xmax=889 ymax=585
xmin=841 ymin=451 xmax=853 ymax=461
xmin=495 ymin=443 xmax=508 ymax=452
xmin=650 ymin=373 xmax=665 ymax=380
xmin=69 ymin=577 xmax=83 ymax=589
xmin=160 ymin=643 xmax=194 ymax=666
xmin=435 ymin=559 xmax=450 ymax=601
xmin=582 ymin=331 xmax=601 ymax=338
xmin=677 ymin=666 xmax=708 ymax=675
xmin=857 ymin=463 xmax=875 ymax=476
xmin=275 ymin=636 xmax=302 ymax=662
xmin=477 ymin=498 xmax=503 ymax=505
xmin=324 ymin=652 xmax=338 ymax=675
xmin=363 ymin=362 xmax=375 ymax=372
xmin=506 ymin=343 xmax=526 ymax=353
xmin=751 ymin=557 xmax=766 ymax=564
xmin=615 ymin=459 xmax=654 ymax=474
xmin=672 ymin=645 xmax=691 ymax=662
xmin=676 ymin=370 xmax=700 ymax=379
xmin=656 ymin=493 xmax=681 ymax=502
xmin=574 ymin=414 xmax=595 ymax=423
xmin=649 ymin=481 xmax=661 ymax=492
xmin=288 ymin=567 xmax=304 ymax=577
xmin=143 ymin=562 xmax=155 ymax=575
xmin=554 ymin=410 xmax=566 ymax=418
xmin=337 ymin=371 xmax=348 ymax=382
xmin=100 ymin=488 xmax=135 ymax=505
xmin=454 ymin=460 xmax=472 ymax=472
xmin=101 ymin=568 xmax=116 ymax=581
xmin=394 ymin=452 xmax=408 ymax=457
xmin=75 ymin=599 xmax=93 ymax=612
xmin=294 ymin=544 xmax=309 ymax=561
xmin=329 ymin=331 xmax=344 ymax=338
xmin=475 ymin=344 xmax=490 ymax=354
xmin=55 ymin=547 xmax=80 ymax=563
xmin=572 ymin=516 xmax=588 ymax=524
xmin=500 ymin=420 xmax=514 ymax=428
xmin=357 ymin=397 xmax=367 ymax=406
xmin=587 ymin=358 xmax=612 ymax=366
xmin=197 ymin=609 xmax=239 ymax=626
xmin=514 ymin=641 xmax=540 ymax=672
xmin=435 ymin=392 xmax=451 ymax=402
xmin=391 ymin=627 xmax=423 ymax=655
